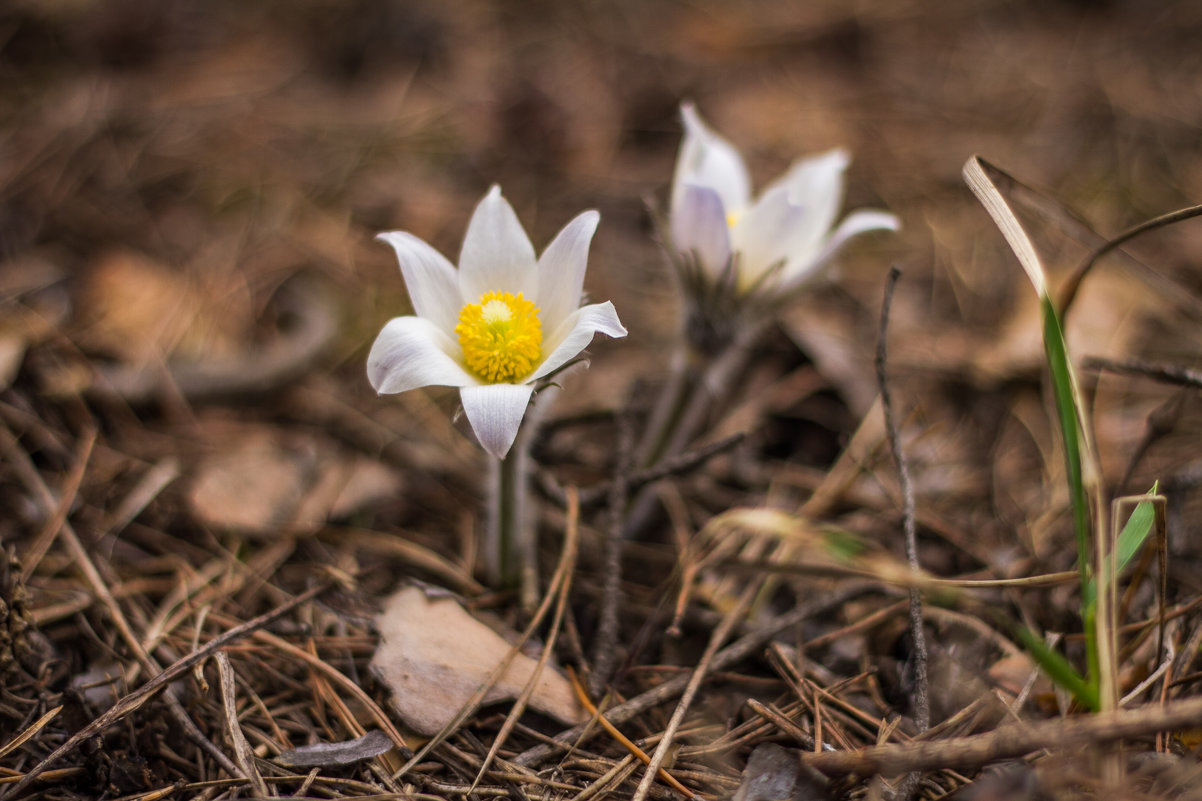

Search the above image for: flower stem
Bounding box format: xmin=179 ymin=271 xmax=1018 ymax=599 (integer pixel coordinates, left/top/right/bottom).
xmin=635 ymin=340 xmax=698 ymax=469
xmin=627 ymin=321 xmax=766 ymax=537
xmin=488 ymin=386 xmax=557 ymax=608
xmin=492 ymin=446 xmax=524 ymax=592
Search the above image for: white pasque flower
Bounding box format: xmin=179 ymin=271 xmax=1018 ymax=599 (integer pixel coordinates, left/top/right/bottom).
xmin=368 ymin=186 xmax=627 ymax=460
xmin=670 ymin=102 xmax=900 ymax=295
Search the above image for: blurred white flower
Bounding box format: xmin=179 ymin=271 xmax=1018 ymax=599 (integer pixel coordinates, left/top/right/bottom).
xmin=368 ymin=186 xmax=627 ymax=459
xmin=670 ymin=102 xmax=900 ymax=295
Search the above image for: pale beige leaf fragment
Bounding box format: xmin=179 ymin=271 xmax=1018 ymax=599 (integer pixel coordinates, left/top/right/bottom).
xmin=187 ymin=432 xmax=309 ymax=534
xmin=733 ymin=743 xmax=827 ymax=801
xmin=274 ymin=730 xmax=395 ymax=768
xmin=370 ymin=585 xmax=583 ymax=736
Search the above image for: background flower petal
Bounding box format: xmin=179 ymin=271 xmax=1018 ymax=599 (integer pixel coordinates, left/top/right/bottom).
xmin=536 ymin=209 xmax=599 ymax=332
xmin=367 ymin=316 xmax=477 ymax=394
xmin=460 ymin=383 xmax=534 ymax=459
xmin=459 ymin=185 xmax=538 ymax=304
xmin=530 ymin=301 xmax=627 ymax=381
xmin=730 ymin=185 xmax=806 ymax=287
xmin=760 ymin=149 xmax=850 ymax=264
xmin=671 ymin=103 xmax=751 ymax=221
xmin=672 ymin=184 xmax=733 ymax=279
xmin=806 ymin=209 xmax=901 ymax=277
xmin=376 ymin=232 xmax=463 ymax=333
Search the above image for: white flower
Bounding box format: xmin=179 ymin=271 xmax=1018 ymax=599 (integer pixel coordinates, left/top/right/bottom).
xmin=670 ymin=102 xmax=900 ymax=294
xmin=367 ymin=186 xmax=627 ymax=459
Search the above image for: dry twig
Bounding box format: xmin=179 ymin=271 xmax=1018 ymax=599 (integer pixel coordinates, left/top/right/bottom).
xmin=802 ymin=695 xmax=1202 ymax=778
xmin=874 ymin=267 xmax=928 ymax=798
xmin=590 ymin=407 xmax=636 ymax=696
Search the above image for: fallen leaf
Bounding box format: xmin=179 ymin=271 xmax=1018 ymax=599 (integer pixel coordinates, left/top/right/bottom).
xmin=988 ymin=652 xmax=1048 ymax=701
xmin=370 ymin=585 xmax=583 ymax=736
xmin=0 ymin=332 xmax=25 ymax=390
xmin=77 ymin=250 xmax=202 ymax=366
xmin=273 ymin=730 xmax=396 ymax=768
xmin=187 ymin=429 xmax=311 ymax=534
xmin=293 ymin=457 xmax=403 ymax=529
xmin=186 ymin=423 xmax=401 ymax=535
xmin=732 ymin=743 xmax=827 ymax=801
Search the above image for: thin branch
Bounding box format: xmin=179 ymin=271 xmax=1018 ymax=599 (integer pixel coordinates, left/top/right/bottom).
xmin=874 ymin=268 xmax=929 ymax=729
xmin=1060 ymin=203 xmax=1202 ymax=317
xmin=802 ymin=695 xmax=1202 ymax=778
xmin=1084 ymin=356 xmax=1202 ymax=389
xmin=590 ymin=408 xmax=636 ymax=696
xmin=217 ymin=652 xmax=269 ymax=797
xmin=874 ymin=267 xmax=928 ymax=800
xmin=539 ymin=432 xmax=746 ymax=509
xmin=570 ymin=671 xmax=698 ymax=799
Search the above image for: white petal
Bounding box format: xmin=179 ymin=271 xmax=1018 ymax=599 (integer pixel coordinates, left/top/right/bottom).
xmin=460 ymin=383 xmax=534 ymax=459
xmin=530 ymin=301 xmax=627 ymax=381
xmin=459 ymin=186 xmax=538 ymax=304
xmin=760 ymin=149 xmax=850 ymax=265
xmin=376 ymin=232 xmax=463 ymax=333
xmin=785 ymin=209 xmax=900 ymax=289
xmin=367 ymin=316 xmax=478 ymax=394
xmin=671 ymin=103 xmax=751 ymax=222
xmin=536 ymin=209 xmax=599 ymax=331
xmin=671 ymin=185 xmax=733 ymax=278
xmin=730 ymin=184 xmax=808 ymax=287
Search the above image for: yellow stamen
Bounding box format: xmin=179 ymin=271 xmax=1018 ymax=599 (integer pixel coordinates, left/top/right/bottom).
xmin=726 ymin=210 xmax=742 ymax=228
xmin=455 ymin=291 xmax=542 ymax=383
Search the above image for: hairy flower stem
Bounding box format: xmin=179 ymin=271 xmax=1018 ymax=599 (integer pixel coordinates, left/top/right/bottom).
xmin=488 ymin=387 xmax=557 ymax=607
xmin=490 ymin=445 xmax=524 ymax=593
xmin=635 ymin=342 xmax=697 ymax=470
xmin=627 ymin=321 xmax=765 ymax=537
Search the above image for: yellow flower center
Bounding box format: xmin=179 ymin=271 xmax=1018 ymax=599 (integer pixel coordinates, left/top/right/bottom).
xmin=726 ymin=210 xmax=742 ymax=228
xmin=455 ymin=291 xmax=542 ymax=383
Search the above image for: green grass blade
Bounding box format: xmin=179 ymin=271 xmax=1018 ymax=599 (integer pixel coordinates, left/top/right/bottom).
xmin=1041 ymin=289 xmax=1103 ymax=705
xmin=1115 ymin=486 xmax=1158 ymax=570
xmin=1083 ymin=485 xmax=1158 ymax=608
xmin=1014 ymin=625 xmax=1099 ymax=711
xmin=1041 ymin=296 xmax=1090 ymax=591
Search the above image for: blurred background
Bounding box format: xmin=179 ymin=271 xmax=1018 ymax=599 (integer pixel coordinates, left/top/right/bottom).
xmin=3 ymin=0 xmax=1202 ymax=601
xmin=5 ymin=0 xmax=1200 ymax=365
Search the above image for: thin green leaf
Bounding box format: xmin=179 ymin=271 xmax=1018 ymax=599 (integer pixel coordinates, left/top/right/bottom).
xmin=1014 ymin=626 xmax=1098 ymax=711
xmin=1115 ymin=486 xmax=1158 ymax=571
xmin=1083 ymin=485 xmax=1159 ymax=608
xmin=1041 ymin=297 xmax=1091 ymax=593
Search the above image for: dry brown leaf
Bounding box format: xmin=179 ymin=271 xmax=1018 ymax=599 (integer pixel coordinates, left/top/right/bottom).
xmin=329 ymin=460 xmax=401 ymax=519
xmin=78 ymin=249 xmax=255 ymax=368
xmin=78 ymin=250 xmax=201 ymax=365
xmin=187 ymin=430 xmax=310 ymax=534
xmin=186 ymin=424 xmax=401 ymax=535
xmin=291 ymin=457 xmax=403 ymax=531
xmin=0 ymin=259 xmax=70 ymax=388
xmin=732 ymin=743 xmax=828 ymax=801
xmin=370 ymin=585 xmax=583 ymax=737
xmin=0 ymin=332 xmax=25 ymax=390
xmin=987 ymin=652 xmax=1047 ymax=701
